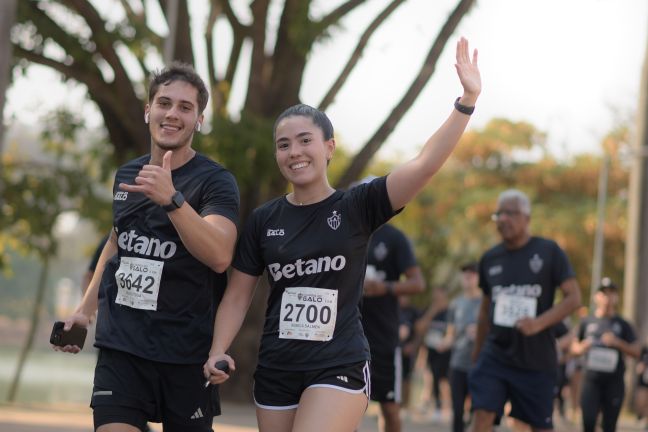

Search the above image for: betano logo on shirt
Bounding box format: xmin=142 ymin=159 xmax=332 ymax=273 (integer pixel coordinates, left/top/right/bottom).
xmin=117 ymin=230 xmax=177 ymax=259
xmin=492 ymin=283 xmax=542 ymax=299
xmin=268 ymin=255 xmax=346 ymax=281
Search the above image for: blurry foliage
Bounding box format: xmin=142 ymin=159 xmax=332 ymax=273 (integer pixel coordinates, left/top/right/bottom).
xmin=374 ymin=119 xmax=631 ymax=309
xmin=1 ymin=108 xmax=113 ymax=270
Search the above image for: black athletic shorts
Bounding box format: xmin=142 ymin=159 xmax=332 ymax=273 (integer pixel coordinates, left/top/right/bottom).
xmin=253 ymin=361 xmax=370 ymax=409
xmin=91 ymin=348 xmax=220 ymax=432
xmin=369 ymin=347 xmax=402 ymax=403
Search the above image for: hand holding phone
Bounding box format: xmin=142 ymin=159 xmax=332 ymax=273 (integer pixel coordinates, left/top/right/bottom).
xmin=50 ymin=321 xmax=88 ymax=350
xmin=204 ymin=360 xmax=230 ymax=387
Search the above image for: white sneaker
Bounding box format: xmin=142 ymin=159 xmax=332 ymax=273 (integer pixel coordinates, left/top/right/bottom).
xmin=430 ymin=409 xmax=443 ymax=423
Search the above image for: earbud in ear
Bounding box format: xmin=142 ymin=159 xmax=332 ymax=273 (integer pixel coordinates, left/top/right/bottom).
xmin=144 ymin=112 xmax=150 ymax=124
xmin=195 ymin=122 xmax=201 ymax=132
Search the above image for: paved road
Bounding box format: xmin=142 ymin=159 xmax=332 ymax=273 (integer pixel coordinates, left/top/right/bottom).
xmin=0 ymin=402 xmax=452 ymax=432
xmin=1 ymin=401 xmax=646 ymax=431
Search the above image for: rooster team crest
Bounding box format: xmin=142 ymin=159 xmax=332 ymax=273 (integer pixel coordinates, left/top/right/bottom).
xmin=529 ymin=253 xmax=543 ymax=273
xmin=373 ymin=242 xmax=388 ymax=261
xmin=327 ymin=210 xmax=341 ymax=230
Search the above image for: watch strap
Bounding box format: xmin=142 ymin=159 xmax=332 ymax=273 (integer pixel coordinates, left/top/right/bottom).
xmin=162 ymin=191 xmax=184 ymax=212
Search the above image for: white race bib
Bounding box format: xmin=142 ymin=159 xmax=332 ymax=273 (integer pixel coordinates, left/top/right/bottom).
xmin=424 ymin=329 xmax=444 ymax=350
xmin=279 ymin=287 xmax=338 ymax=341
xmin=114 ymin=256 xmax=164 ymax=310
xmin=586 ymin=347 xmax=619 ymax=372
xmin=493 ymin=294 xmax=537 ymax=328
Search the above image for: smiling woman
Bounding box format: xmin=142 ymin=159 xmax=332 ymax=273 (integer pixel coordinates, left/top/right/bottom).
xmin=202 ymin=37 xmax=481 ymax=432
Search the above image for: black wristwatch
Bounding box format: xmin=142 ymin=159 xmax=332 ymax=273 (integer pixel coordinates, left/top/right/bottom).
xmin=454 ymin=97 xmax=475 ymax=115
xmin=162 ymin=191 xmax=185 ymax=212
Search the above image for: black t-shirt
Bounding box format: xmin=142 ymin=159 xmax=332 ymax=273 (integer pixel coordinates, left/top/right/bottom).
xmin=95 ymin=153 xmax=240 ymax=364
xmin=578 ymin=314 xmax=636 ymax=378
xmin=361 ymin=224 xmax=417 ymax=354
xmin=478 ymin=236 xmax=575 ymax=370
xmin=233 ymin=176 xmax=395 ymax=371
xmin=425 ymin=308 xmax=449 ymax=355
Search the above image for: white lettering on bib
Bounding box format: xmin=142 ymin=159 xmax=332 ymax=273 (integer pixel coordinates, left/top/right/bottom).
xmin=493 ymin=294 xmax=537 ymax=328
xmin=114 ymin=256 xmax=164 ymax=310
xmin=586 ymin=347 xmax=619 ymax=372
xmin=279 ymin=287 xmax=338 ymax=341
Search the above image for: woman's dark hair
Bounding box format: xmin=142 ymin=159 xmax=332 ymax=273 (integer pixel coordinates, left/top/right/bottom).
xmin=273 ymin=104 xmax=334 ymax=141
xmin=148 ymin=62 xmax=209 ymax=114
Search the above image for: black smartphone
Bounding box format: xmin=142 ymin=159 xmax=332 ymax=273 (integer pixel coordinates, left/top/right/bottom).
xmin=50 ymin=321 xmax=87 ymax=349
xmin=214 ymin=359 xmax=230 ymax=374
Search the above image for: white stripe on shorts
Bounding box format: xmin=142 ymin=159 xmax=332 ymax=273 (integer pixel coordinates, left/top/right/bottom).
xmin=394 ymin=346 xmax=403 ymax=403
xmin=364 ymin=360 xmax=371 ymax=399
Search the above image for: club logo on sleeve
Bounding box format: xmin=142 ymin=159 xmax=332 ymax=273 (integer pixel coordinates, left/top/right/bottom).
xmin=114 ymin=191 xmax=128 ymax=201
xmin=489 ymin=265 xmax=502 ymax=276
xmin=529 ymin=254 xmax=543 ymax=273
xmin=327 ymin=211 xmax=341 ymax=230
xmin=612 ymin=322 xmax=622 ymax=335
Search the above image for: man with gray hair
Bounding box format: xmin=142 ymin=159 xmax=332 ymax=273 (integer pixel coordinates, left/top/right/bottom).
xmin=469 ymin=189 xmax=581 ymax=432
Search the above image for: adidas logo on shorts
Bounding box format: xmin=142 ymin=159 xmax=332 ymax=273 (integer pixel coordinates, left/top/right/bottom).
xmin=190 ymin=407 xmax=204 ymax=419
xmin=336 ymin=375 xmax=349 ymax=383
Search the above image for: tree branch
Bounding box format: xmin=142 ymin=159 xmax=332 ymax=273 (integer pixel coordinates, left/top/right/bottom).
xmin=244 ymin=0 xmax=271 ymax=114
xmin=335 ymin=0 xmax=476 ymax=188
xmin=221 ymin=0 xmax=247 ymax=32
xmin=61 ymin=0 xmax=133 ymax=84
xmin=118 ymin=0 xmax=138 ymax=23
xmin=157 ymin=0 xmax=194 ymax=64
xmin=13 ymin=46 xmax=106 ymax=93
xmin=205 ymin=0 xmax=223 ymax=115
xmin=316 ymin=0 xmax=367 ymax=33
xmin=318 ymin=0 xmax=406 ymax=111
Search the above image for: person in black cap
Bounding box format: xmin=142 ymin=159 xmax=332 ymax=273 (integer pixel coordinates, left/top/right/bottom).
xmin=571 ymin=278 xmax=641 ymax=432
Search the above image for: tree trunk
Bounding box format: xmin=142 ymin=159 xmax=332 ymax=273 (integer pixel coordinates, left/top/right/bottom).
xmin=6 ymin=255 xmax=50 ymax=402
xmin=0 ymin=0 xmax=17 ymax=158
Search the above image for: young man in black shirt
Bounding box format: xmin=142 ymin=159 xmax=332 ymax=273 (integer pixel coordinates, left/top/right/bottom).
xmin=470 ymin=189 xmax=581 ymax=432
xmin=361 ymin=222 xmax=424 ymax=432
xmin=56 ymin=63 xmax=240 ymax=432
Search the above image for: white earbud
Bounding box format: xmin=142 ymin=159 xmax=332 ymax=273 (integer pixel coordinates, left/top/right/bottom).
xmin=144 ymin=112 xmax=149 ymax=124
xmin=195 ymin=122 xmax=201 ymax=132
